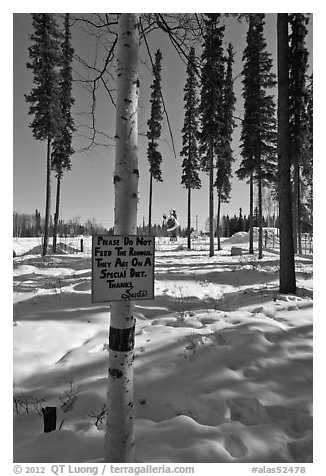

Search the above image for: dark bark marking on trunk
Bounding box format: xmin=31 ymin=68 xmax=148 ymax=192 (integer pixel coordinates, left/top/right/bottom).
xmin=109 ymin=324 xmax=135 ymax=352
xmin=109 ymin=368 xmax=123 ymax=379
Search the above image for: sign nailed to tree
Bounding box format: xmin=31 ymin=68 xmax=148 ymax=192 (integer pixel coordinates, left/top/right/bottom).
xmin=92 ymin=235 xmax=155 ymax=302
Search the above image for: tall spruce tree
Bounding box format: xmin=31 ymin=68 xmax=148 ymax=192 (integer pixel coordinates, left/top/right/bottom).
xmin=277 ymin=13 xmax=296 ymax=293
xmin=25 ymin=14 xmax=63 ymax=256
xmin=236 ymin=14 xmax=277 ymax=259
xmin=51 ymin=14 xmax=75 ymax=253
xmin=305 ymin=73 xmax=313 ymax=168
xmin=215 ymin=42 xmax=236 ymax=251
xmin=181 ymin=47 xmax=201 ymax=249
xmin=295 ymin=70 xmax=313 ymax=233
xmin=236 ymin=15 xmax=258 ymax=254
xmin=35 ymin=209 xmax=41 ymax=236
xmin=289 ymin=14 xmax=310 ymax=254
xmin=147 ymin=49 xmax=163 ymax=235
xmin=302 ymin=72 xmax=313 ymax=226
xmin=200 ymin=13 xmax=225 ymax=257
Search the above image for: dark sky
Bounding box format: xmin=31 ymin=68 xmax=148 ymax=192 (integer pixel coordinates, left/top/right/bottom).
xmin=13 ymin=13 xmax=313 ymax=231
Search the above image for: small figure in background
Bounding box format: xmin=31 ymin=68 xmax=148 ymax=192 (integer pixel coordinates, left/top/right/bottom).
xmin=163 ymin=210 xmax=179 ymax=242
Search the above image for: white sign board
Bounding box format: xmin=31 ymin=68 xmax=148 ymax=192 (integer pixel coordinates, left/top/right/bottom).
xmin=92 ymin=235 xmax=155 ymax=302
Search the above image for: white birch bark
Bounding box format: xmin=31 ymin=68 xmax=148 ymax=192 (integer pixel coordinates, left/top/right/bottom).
xmin=104 ymin=13 xmax=139 ymax=463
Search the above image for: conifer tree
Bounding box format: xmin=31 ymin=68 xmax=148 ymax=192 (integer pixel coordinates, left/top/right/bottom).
xmin=238 ymin=207 xmax=244 ymax=232
xmin=51 ymin=13 xmax=75 ymax=253
xmin=181 ymin=46 xmax=201 ymax=249
xmin=236 ymin=15 xmax=257 ymax=253
xmin=200 ymin=14 xmax=225 ymax=257
xmin=305 ymin=73 xmax=313 ymax=166
xmin=147 ymin=49 xmax=163 ymax=234
xmin=302 ymin=73 xmax=313 ymax=226
xmin=294 ymin=70 xmax=312 ymax=234
xmin=215 ymin=43 xmax=236 ymax=250
xmin=289 ymin=13 xmax=310 ymax=254
xmin=236 ymin=14 xmax=277 ymax=258
xmin=25 ymin=14 xmax=63 ymax=256
xmin=35 ymin=209 xmax=41 ymax=236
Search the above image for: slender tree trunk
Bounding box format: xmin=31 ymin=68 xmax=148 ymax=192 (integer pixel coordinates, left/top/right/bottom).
xmin=148 ymin=171 xmax=153 ymax=235
xmin=187 ymin=186 xmax=191 ymax=249
xmin=52 ymin=174 xmax=61 ymax=253
xmin=297 ymin=166 xmax=302 ymax=254
xmin=292 ymin=159 xmax=303 ymax=255
xmin=249 ymin=174 xmax=254 ymax=254
xmin=217 ymin=191 xmax=221 ymax=251
xmin=277 ymin=14 xmax=296 ymax=294
xmin=105 ymin=13 xmax=139 ymax=463
xmin=292 ymin=159 xmax=299 ymax=254
xmin=258 ymin=166 xmax=263 ymax=259
xmin=42 ymin=137 xmax=52 ymax=256
xmin=209 ymin=142 xmax=214 ymax=257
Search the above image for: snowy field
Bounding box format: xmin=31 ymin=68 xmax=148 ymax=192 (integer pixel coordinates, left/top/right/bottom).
xmin=12 ymin=233 xmax=313 ymax=464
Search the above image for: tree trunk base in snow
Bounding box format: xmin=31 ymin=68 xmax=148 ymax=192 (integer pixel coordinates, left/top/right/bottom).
xmin=42 ymin=406 xmax=57 ymax=433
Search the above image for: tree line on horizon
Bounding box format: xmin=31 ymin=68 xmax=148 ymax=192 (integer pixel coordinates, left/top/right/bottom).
xmin=13 ymin=204 xmax=312 ymax=240
xmin=13 ymin=210 xmax=107 ymax=238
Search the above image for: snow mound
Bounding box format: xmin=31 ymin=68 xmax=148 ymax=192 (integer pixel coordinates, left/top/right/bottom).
xmin=224 ymin=231 xmax=253 ymax=244
xmin=21 ymin=243 xmax=79 ymax=256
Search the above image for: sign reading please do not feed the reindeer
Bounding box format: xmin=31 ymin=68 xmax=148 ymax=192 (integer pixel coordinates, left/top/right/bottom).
xmin=92 ymin=235 xmax=155 ymax=302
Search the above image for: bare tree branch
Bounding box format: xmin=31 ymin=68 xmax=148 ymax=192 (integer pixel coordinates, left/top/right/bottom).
xmin=70 ymin=14 xmax=119 ymax=152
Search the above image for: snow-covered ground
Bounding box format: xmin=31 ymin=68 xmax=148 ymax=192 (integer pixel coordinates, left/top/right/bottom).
xmin=12 ymin=233 xmax=313 ymax=464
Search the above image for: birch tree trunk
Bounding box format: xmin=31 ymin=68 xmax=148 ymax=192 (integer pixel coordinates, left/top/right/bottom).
xmin=105 ymin=13 xmax=139 ymax=463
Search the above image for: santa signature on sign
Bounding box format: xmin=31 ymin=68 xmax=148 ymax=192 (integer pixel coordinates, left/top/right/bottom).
xmin=121 ymin=289 xmax=148 ymax=301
